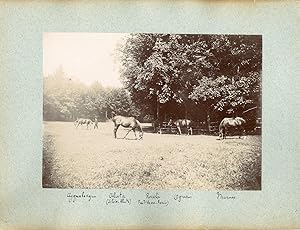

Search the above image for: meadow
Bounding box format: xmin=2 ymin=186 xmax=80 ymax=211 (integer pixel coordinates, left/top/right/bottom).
xmin=43 ymin=121 xmax=261 ymax=190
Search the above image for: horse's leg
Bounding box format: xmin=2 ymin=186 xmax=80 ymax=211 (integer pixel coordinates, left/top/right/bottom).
xmin=243 ymin=127 xmax=246 ymax=138
xmin=114 ymin=125 xmax=120 ymax=138
xmin=137 ymin=124 xmax=143 ymax=139
xmin=189 ymin=127 xmax=192 ymax=135
xmin=220 ymin=127 xmax=225 ymax=139
xmin=177 ymin=126 xmax=182 ymax=135
xmin=123 ymin=128 xmax=132 ymax=139
xmin=219 ymin=128 xmax=223 ymax=139
xmin=132 ymin=128 xmax=137 ymax=139
xmin=239 ymin=126 xmax=246 ymax=139
xmin=187 ymin=126 xmax=190 ymax=135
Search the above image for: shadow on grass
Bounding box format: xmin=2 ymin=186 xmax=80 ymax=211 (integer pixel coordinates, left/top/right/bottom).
xmin=115 ymin=137 xmax=143 ymax=141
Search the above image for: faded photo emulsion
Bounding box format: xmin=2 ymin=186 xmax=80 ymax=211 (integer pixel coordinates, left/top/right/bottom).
xmin=43 ymin=33 xmax=262 ymax=190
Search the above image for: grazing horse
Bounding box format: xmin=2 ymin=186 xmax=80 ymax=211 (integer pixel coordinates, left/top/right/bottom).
xmin=74 ymin=118 xmax=93 ymax=129
xmin=219 ymin=117 xmax=246 ymax=139
xmin=112 ymin=115 xmax=143 ymax=140
xmin=168 ymin=119 xmax=193 ymax=135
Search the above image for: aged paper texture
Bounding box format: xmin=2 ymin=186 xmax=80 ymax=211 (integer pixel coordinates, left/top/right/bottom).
xmin=0 ymin=1 xmax=299 ymax=229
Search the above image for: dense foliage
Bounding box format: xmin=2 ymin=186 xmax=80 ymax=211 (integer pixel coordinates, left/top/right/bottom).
xmin=120 ymin=34 xmax=262 ymax=121
xmin=43 ymin=67 xmax=140 ymax=121
xmin=44 ymin=33 xmax=262 ymax=124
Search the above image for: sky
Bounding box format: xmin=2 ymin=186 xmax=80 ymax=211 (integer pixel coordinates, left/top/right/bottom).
xmin=43 ymin=33 xmax=129 ymax=87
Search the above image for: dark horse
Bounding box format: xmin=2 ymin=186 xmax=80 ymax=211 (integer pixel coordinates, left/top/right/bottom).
xmin=74 ymin=118 xmax=93 ymax=129
xmin=112 ymin=115 xmax=143 ymax=140
xmin=168 ymin=119 xmax=193 ymax=135
xmin=219 ymin=117 xmax=246 ymax=139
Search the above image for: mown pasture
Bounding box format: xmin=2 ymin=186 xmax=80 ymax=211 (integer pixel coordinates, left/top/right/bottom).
xmin=43 ymin=121 xmax=261 ymax=190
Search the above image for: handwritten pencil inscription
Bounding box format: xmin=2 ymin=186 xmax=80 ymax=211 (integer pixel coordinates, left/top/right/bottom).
xmin=67 ymin=191 xmax=96 ymax=203
xmin=106 ymin=192 xmax=131 ymax=205
xmin=138 ymin=193 xmax=169 ymax=206
xmin=173 ymin=194 xmax=192 ymax=203
xmin=216 ymin=192 xmax=236 ymax=200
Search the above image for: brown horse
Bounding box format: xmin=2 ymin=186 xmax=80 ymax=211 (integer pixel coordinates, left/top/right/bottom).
xmin=168 ymin=119 xmax=193 ymax=135
xmin=219 ymin=117 xmax=246 ymax=139
xmin=112 ymin=115 xmax=143 ymax=140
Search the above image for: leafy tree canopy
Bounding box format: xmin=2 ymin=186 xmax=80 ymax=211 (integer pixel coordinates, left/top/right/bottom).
xmin=43 ymin=67 xmax=141 ymax=121
xmin=119 ymin=33 xmax=261 ymax=120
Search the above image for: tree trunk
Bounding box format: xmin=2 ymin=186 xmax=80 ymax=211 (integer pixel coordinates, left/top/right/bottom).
xmin=156 ymin=98 xmax=160 ymax=120
xmin=206 ymin=110 xmax=211 ymax=133
xmin=154 ymin=98 xmax=161 ymax=133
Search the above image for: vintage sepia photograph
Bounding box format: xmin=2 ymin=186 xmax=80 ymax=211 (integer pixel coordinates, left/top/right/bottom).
xmin=43 ymin=33 xmax=262 ymax=190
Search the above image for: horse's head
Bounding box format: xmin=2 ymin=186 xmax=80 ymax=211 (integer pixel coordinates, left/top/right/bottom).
xmin=73 ymin=119 xmax=78 ymax=126
xmin=168 ymin=119 xmax=174 ymax=126
xmin=138 ymin=132 xmax=143 ymax=140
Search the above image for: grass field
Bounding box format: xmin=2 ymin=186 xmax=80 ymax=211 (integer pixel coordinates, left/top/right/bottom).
xmin=43 ymin=121 xmax=261 ymax=190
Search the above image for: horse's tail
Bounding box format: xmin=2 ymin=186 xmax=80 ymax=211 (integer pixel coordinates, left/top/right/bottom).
xmin=111 ymin=115 xmax=117 ymax=125
xmin=219 ymin=119 xmax=224 ymax=130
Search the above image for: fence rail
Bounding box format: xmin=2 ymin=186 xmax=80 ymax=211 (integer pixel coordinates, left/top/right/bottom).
xmin=152 ymin=119 xmax=261 ymax=135
xmin=153 ymin=121 xmax=219 ymax=135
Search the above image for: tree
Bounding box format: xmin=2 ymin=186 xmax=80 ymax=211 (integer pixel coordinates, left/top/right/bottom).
xmin=43 ymin=67 xmax=142 ymax=121
xmin=189 ymin=35 xmax=262 ymax=120
xmin=120 ymin=34 xmax=202 ymax=120
xmin=120 ymin=33 xmax=262 ymax=125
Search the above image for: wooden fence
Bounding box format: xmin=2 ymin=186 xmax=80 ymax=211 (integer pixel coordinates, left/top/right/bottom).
xmin=152 ymin=119 xmax=261 ymax=135
xmin=154 ymin=121 xmax=219 ymax=135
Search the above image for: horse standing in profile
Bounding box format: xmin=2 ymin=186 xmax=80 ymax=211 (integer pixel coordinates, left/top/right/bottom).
xmin=74 ymin=118 xmax=93 ymax=129
xmin=112 ymin=115 xmax=143 ymax=140
xmin=219 ymin=117 xmax=246 ymax=139
xmin=168 ymin=119 xmax=193 ymax=135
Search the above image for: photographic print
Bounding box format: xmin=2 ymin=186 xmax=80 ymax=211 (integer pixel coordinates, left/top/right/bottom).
xmin=43 ymin=33 xmax=262 ymax=190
